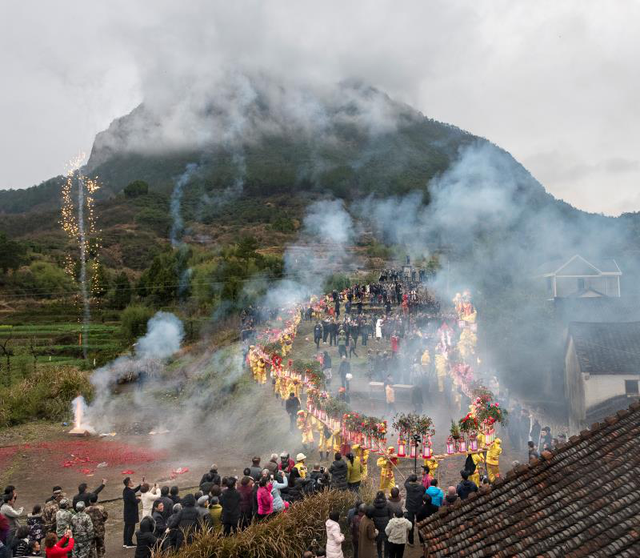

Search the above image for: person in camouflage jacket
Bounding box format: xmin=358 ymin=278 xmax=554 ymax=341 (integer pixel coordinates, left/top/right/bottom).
xmin=70 ymin=502 xmax=94 ymax=558
xmin=54 ymin=500 xmax=73 ymax=538
xmin=86 ymin=494 xmax=108 ymax=558
xmin=42 ymin=489 xmax=65 ymax=534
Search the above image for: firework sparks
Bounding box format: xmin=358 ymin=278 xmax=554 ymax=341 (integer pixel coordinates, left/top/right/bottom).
xmin=60 ymin=154 xmax=101 ymax=360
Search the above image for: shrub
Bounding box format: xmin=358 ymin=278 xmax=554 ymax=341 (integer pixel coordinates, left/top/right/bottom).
xmin=0 ymin=366 xmax=93 ymax=427
xmin=120 ymin=304 xmax=153 ymax=343
xmin=166 ymin=489 xmax=357 ymax=558
xmin=124 ymin=180 xmax=149 ymax=198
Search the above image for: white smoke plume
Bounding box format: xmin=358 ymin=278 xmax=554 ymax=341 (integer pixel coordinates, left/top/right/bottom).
xmin=87 ymin=311 xmax=184 ymax=432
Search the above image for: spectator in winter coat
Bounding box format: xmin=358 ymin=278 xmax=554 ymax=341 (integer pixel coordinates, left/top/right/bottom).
xmin=134 ymin=516 xmax=157 ymax=558
xmin=151 ymin=501 xmax=166 ymax=538
xmin=219 ymin=478 xmax=242 ymax=535
xmin=443 ymin=487 xmax=458 ymax=507
xmin=11 ymin=526 xmax=30 ymax=557
xmin=385 ymin=509 xmax=412 ymax=558
xmin=169 ymin=487 xmax=181 ymax=505
xmin=416 ymin=495 xmax=438 ymax=523
xmin=173 ymin=494 xmax=200 ymax=548
xmin=425 ymin=479 xmax=444 ymax=507
xmin=139 ymin=484 xmax=159 ymax=519
xmin=387 ymin=488 xmax=404 ymax=517
xmin=164 ymin=504 xmax=182 ymax=550
xmin=208 ymin=498 xmax=222 ymax=532
xmin=237 ymin=476 xmax=254 ymax=529
xmin=371 ymin=492 xmax=392 ymax=558
xmin=265 ymin=454 xmax=279 ymax=476
xmin=456 ymin=470 xmax=478 ymax=501
xmin=279 ymin=453 xmax=295 ymax=474
xmin=199 ymin=465 xmax=221 ymax=490
xmin=0 ymin=540 xmax=9 ymax=558
xmin=196 ymin=497 xmax=212 ymax=527
xmin=358 ymin=506 xmax=377 ymax=558
xmin=271 ymin=473 xmax=289 ymax=513
xmin=329 ymin=453 xmax=349 ymax=491
xmin=122 ymin=477 xmax=142 ymax=548
xmin=1 ymin=492 xmax=24 ymax=539
xmin=325 ymin=510 xmax=345 ymax=558
xmin=72 ymin=481 xmax=106 ymax=510
xmin=421 ymin=466 xmax=433 ymax=490
xmin=44 ymin=531 xmax=74 ymax=558
xmin=0 ymin=514 xmax=7 ymax=546
xmin=249 ymin=457 xmax=263 ymax=481
xmin=350 ymin=504 xmax=365 ymax=558
xmin=26 ymin=506 xmax=45 ymax=543
xmin=403 ymin=475 xmax=424 ymax=545
xmin=157 ymin=487 xmax=174 ymax=522
xmin=256 ymin=478 xmax=273 ymax=520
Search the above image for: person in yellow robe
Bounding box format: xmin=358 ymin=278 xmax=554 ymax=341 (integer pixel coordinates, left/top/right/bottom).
xmin=376 ymin=447 xmax=397 ymax=495
xmin=486 ymin=438 xmax=502 ymax=482
xmin=256 ymin=358 xmax=267 ymax=384
xmin=421 ymin=348 xmax=431 ymax=367
xmin=352 ymin=444 xmax=369 ymax=478
xmin=297 ymin=410 xmax=315 ymax=451
xmin=435 ymin=354 xmax=447 ymax=392
xmin=318 ymin=424 xmax=333 ymax=461
xmin=469 ymin=452 xmax=484 ymax=487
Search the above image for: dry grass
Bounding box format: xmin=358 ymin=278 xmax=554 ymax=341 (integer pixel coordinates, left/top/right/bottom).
xmin=164 ymin=488 xmax=361 ymax=558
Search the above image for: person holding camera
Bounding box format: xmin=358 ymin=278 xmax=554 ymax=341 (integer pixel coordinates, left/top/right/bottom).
xmin=44 ymin=529 xmax=74 ymax=558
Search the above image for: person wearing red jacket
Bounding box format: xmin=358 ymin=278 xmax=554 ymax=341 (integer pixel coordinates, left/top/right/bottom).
xmin=44 ymin=530 xmax=74 ymax=558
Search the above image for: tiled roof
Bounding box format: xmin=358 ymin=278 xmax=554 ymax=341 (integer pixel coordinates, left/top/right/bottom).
xmin=554 ymin=297 xmax=640 ymax=325
xmin=569 ymin=321 xmax=640 ymax=376
xmin=419 ymin=400 xmax=640 ymax=557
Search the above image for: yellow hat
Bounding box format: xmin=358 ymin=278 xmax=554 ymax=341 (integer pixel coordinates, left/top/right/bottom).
xmin=352 ymin=444 xmax=360 ymax=451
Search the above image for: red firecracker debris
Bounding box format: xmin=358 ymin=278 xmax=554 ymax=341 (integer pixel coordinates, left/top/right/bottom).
xmin=121 ymin=469 xmax=135 ymax=475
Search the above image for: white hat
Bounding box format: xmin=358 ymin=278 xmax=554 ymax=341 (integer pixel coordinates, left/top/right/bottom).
xmin=296 ymin=452 xmax=307 ymax=461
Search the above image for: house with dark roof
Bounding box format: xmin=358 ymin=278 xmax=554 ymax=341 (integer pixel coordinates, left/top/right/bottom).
xmin=419 ymin=400 xmax=640 ymax=557
xmin=537 ymin=255 xmax=622 ymax=299
xmin=565 ymin=321 xmax=640 ymax=431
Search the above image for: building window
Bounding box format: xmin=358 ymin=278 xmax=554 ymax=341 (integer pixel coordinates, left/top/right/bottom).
xmin=625 ymin=380 xmax=639 ymax=395
xmin=577 ymin=278 xmax=585 ymax=290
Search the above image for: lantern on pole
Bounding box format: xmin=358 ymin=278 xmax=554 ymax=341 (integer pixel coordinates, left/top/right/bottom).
xmin=410 ymin=441 xmax=417 ymax=459
xmin=397 ymin=436 xmax=407 ymax=458
xmin=469 ymin=433 xmax=478 ymax=452
xmin=458 ymin=438 xmax=467 ymax=453
xmin=422 ymin=436 xmax=432 ymax=459
xmin=446 ymin=436 xmax=456 ymax=455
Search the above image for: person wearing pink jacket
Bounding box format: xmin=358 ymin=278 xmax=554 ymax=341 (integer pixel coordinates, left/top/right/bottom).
xmin=256 ymin=478 xmax=273 ymax=520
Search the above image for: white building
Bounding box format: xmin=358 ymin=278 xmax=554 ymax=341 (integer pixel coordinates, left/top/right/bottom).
xmin=538 ymin=255 xmax=621 ymax=299
xmin=565 ymin=321 xmax=640 ymax=432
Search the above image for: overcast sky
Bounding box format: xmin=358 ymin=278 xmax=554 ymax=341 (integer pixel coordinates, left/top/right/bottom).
xmin=1 ymin=0 xmax=638 ymax=215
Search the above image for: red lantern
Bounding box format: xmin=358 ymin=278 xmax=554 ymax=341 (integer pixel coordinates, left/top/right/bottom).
xmin=469 ymin=433 xmax=478 ymax=452
xmin=397 ymin=436 xmax=406 ymax=458
xmin=446 ymin=436 xmax=455 ymax=455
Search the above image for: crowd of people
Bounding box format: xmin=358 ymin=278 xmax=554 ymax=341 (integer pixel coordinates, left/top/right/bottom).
xmin=0 ymin=451 xmax=494 ymax=558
